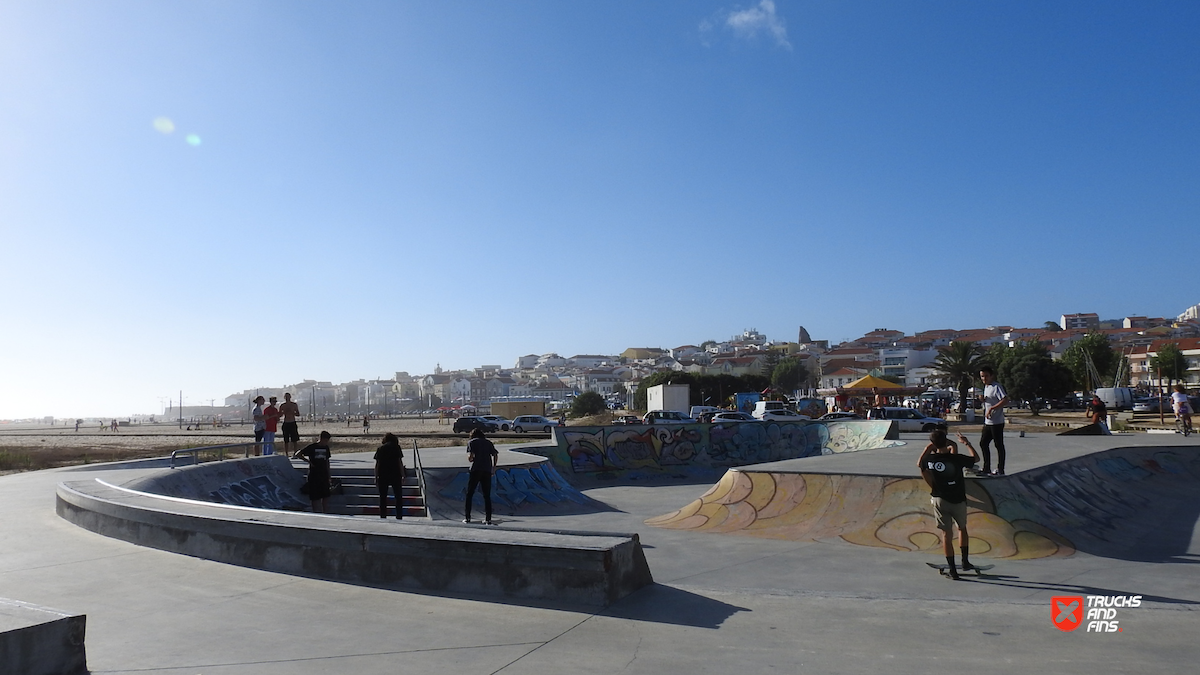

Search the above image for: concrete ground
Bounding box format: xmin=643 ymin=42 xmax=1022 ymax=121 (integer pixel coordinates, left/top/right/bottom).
xmin=2 ymin=432 xmax=1198 ymax=674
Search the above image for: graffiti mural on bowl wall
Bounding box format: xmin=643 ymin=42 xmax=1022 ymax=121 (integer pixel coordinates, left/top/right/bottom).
xmin=437 ymin=465 xmax=594 ymax=509
xmin=210 ymin=475 xmax=310 ymax=511
xmin=644 ymin=470 xmax=1076 ymax=560
xmin=647 ymin=446 xmax=1200 ymax=561
xmin=555 ymin=420 xmax=901 ymax=480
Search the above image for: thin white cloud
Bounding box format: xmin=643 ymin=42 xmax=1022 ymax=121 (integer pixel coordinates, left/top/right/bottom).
xmin=702 ymin=0 xmax=792 ymax=51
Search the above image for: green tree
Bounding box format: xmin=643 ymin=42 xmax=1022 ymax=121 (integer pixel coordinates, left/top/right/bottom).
xmin=932 ymin=341 xmax=985 ymax=412
xmin=1043 ymin=321 xmax=1063 ymax=332
xmin=741 ymin=374 xmax=771 ymax=394
xmin=983 ymin=342 xmax=1011 ymax=372
xmin=771 ymin=358 xmax=808 ymax=394
xmin=1061 ymin=333 xmax=1118 ymax=390
xmin=694 ymin=374 xmax=744 ymax=408
xmin=996 ymin=342 xmax=1073 ymax=415
xmin=569 ymin=391 xmax=607 ymax=418
xmin=1152 ymin=343 xmax=1187 ymax=386
xmin=762 ymin=349 xmax=782 ymax=375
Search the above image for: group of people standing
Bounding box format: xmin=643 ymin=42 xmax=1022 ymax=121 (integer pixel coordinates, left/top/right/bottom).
xmin=251 ymin=393 xmax=301 ymax=456
xmin=285 ymin=426 xmax=501 ymax=523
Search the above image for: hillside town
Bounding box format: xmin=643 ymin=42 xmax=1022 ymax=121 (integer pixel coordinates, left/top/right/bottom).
xmin=205 ymin=303 xmax=1200 ymax=420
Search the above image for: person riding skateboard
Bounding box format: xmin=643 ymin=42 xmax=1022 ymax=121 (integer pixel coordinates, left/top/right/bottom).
xmin=918 ymin=428 xmax=980 ymax=580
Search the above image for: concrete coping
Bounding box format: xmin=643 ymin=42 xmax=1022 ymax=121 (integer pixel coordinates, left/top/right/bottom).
xmin=56 ymin=477 xmax=654 ymax=607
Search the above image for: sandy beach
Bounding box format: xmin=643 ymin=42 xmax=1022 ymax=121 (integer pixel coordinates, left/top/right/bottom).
xmin=0 ymin=408 xmax=1144 ymax=474
xmin=0 ymin=415 xmax=529 ymax=473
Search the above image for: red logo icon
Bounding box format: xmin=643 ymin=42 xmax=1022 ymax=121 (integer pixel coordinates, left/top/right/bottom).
xmin=1052 ymin=596 xmax=1084 ymax=631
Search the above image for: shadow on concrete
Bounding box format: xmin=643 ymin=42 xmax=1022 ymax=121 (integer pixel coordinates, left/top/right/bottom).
xmin=600 ymin=583 xmax=750 ymax=628
xmin=950 ymin=574 xmax=1200 ymax=606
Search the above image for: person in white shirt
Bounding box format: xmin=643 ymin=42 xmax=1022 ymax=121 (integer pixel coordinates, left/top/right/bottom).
xmin=978 ymin=366 xmax=1009 ymax=476
xmin=1171 ymin=384 xmax=1192 ymax=433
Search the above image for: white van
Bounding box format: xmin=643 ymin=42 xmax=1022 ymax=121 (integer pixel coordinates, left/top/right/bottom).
xmin=752 ymin=400 xmax=788 ymax=420
xmin=1095 ymin=388 xmax=1134 ymax=411
xmin=689 ymin=406 xmax=721 ymax=419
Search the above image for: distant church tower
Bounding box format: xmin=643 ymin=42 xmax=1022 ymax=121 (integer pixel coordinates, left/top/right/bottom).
xmin=434 ymin=363 xmax=442 ymax=374
xmin=797 ymin=326 xmax=812 ymax=344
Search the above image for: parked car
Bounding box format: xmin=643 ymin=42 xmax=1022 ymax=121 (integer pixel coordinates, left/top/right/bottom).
xmin=613 ymin=415 xmax=642 ymax=425
xmin=478 ymin=415 xmax=512 ymax=431
xmin=643 ymin=410 xmax=697 ymax=424
xmin=452 ymin=416 xmax=499 ymax=434
xmin=818 ymin=412 xmax=863 ymax=421
xmin=867 ymin=407 xmax=946 ymax=432
xmin=1132 ymin=398 xmax=1163 ymax=413
xmin=710 ymin=411 xmax=756 ymax=424
xmin=511 ymin=415 xmax=559 ymax=433
xmin=759 ymin=409 xmax=812 ymax=422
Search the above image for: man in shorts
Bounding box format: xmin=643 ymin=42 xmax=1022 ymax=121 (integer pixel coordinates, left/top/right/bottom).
xmin=279 ymin=392 xmax=301 ymax=457
xmin=262 ymin=396 xmax=280 ymax=456
xmin=918 ymin=428 xmax=980 ymax=580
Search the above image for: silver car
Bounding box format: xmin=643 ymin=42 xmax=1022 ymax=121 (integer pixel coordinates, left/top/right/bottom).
xmin=642 ymin=410 xmax=697 ymax=424
xmin=759 ymin=409 xmax=812 ymax=422
xmin=710 ymin=411 xmax=756 ymax=424
xmin=478 ymin=415 xmax=512 ymax=431
xmin=511 ymin=415 xmax=559 ymax=433
xmin=867 ymin=407 xmax=946 ymax=432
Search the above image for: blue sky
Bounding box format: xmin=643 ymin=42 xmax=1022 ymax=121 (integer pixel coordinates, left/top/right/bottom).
xmin=2 ymin=1 xmax=1198 ymax=418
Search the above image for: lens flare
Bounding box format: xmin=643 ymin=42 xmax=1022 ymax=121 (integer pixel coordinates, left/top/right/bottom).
xmin=152 ymin=117 xmax=175 ymax=134
xmin=185 ymin=134 xmax=202 ymax=146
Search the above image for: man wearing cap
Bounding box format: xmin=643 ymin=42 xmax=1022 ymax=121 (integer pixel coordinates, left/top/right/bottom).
xmin=263 ymin=396 xmax=281 ymax=456
xmin=252 ymin=396 xmax=266 ymax=456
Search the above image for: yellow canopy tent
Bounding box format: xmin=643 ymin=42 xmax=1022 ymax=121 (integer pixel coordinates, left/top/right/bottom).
xmin=844 ymin=375 xmax=904 ymax=390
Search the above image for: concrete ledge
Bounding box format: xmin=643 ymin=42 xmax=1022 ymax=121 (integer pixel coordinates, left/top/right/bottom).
xmin=56 ymin=479 xmax=653 ymax=607
xmin=0 ymin=598 xmax=87 ymax=675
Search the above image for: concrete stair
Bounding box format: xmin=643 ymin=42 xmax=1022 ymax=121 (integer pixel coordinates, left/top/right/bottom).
xmin=326 ymin=466 xmax=428 ymax=519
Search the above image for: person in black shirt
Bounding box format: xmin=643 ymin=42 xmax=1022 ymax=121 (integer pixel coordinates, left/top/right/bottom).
xmin=917 ymin=428 xmax=979 ymax=579
xmin=464 ymin=428 xmax=499 ymax=524
xmin=295 ymin=431 xmax=333 ymax=513
xmin=374 ymin=432 xmax=405 ymax=520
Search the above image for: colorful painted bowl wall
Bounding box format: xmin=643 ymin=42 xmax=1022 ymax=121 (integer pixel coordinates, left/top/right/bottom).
xmin=550 ymin=420 xmax=901 ymax=483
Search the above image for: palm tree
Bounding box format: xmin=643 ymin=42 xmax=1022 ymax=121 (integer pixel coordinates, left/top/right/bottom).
xmin=932 ymin=341 xmax=984 ymax=412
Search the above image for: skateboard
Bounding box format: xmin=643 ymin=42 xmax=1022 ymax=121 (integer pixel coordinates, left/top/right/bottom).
xmin=926 ymin=562 xmax=993 ymax=577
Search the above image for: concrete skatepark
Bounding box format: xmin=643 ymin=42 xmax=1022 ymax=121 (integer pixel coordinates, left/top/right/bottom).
xmin=2 ymin=421 xmax=1198 ymax=673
